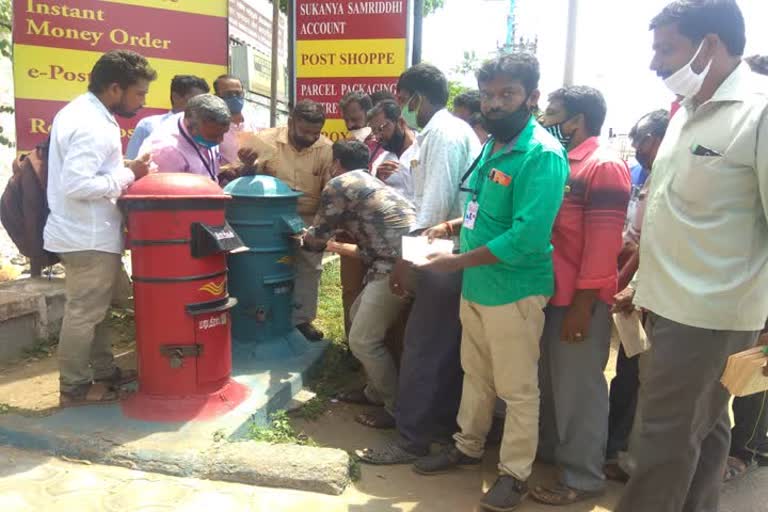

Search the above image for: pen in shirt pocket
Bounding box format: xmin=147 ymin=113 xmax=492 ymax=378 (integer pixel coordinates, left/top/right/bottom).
xmin=690 ymin=144 xmax=722 ymax=157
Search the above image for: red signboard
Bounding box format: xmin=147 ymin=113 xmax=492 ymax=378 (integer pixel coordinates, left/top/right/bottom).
xmin=13 ymin=0 xmax=229 ymax=152
xmin=294 ymin=0 xmax=410 ymax=141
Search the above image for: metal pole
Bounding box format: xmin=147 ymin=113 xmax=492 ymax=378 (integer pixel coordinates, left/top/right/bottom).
xmin=288 ymin=0 xmax=295 ymax=108
xmin=412 ymin=0 xmax=423 ymax=64
xmin=270 ymin=0 xmax=280 ymax=127
xmin=564 ymin=0 xmax=578 ymax=86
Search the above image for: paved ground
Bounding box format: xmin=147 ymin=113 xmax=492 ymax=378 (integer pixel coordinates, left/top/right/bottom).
xmin=2 ymin=422 xmax=766 ymax=512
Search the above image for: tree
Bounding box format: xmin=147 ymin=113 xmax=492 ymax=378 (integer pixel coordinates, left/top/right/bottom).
xmin=272 ymin=0 xmax=444 ymax=16
xmin=424 ymin=0 xmax=445 ymax=16
xmin=452 ymin=50 xmax=480 ymax=77
xmin=447 ymin=80 xmax=469 ymax=110
xmin=0 ymin=0 xmax=13 ymax=148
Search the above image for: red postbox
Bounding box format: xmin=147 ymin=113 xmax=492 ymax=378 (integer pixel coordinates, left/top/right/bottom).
xmin=118 ymin=173 xmax=249 ymax=422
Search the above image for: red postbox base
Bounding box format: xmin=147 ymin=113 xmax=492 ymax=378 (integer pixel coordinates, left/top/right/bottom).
xmin=121 ymin=378 xmax=250 ymax=423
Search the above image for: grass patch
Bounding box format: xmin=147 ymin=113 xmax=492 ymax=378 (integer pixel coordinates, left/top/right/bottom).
xmin=314 ymin=258 xmax=345 ymax=345
xmin=348 ymin=454 xmax=362 ymax=482
xmin=294 ymin=258 xmax=363 ymax=421
xmin=245 ymin=260 xmax=360 ymax=448
xmin=295 ymin=396 xmax=328 ymax=421
xmin=108 ymin=308 xmax=137 ymax=348
xmin=22 ymin=338 xmax=56 ymax=359
xmin=247 ymin=410 xmax=317 ymax=446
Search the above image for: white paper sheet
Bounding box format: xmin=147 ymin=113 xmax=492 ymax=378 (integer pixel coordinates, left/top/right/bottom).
xmin=402 ymin=236 xmax=454 ymax=266
xmin=612 ymin=310 xmax=651 ymax=358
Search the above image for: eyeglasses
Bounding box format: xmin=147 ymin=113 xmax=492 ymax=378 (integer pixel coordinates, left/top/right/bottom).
xmin=369 ymin=120 xmax=393 ymax=135
xmin=220 ymin=91 xmax=244 ymax=100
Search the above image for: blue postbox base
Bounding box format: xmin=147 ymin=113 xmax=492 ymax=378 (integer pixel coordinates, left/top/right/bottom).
xmin=232 ymin=328 xmax=317 ymax=362
xmin=0 ymin=336 xmax=328 ymax=468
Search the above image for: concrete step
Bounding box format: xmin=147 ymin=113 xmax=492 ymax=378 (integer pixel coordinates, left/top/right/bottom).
xmin=0 ymin=278 xmax=65 ymax=364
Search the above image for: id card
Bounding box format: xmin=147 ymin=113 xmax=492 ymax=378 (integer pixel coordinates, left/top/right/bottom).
xmin=464 ymin=200 xmax=479 ymax=230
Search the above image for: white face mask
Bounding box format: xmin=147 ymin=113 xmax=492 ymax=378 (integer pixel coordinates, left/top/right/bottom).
xmin=663 ymin=40 xmax=712 ymax=98
xmin=349 ymin=127 xmax=371 ymax=142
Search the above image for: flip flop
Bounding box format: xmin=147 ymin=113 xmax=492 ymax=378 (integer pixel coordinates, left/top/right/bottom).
xmin=531 ymin=483 xmax=605 ymax=506
xmin=356 ymin=442 xmax=422 ymax=465
xmin=94 ymin=367 xmax=138 ymax=389
xmin=724 ymin=456 xmax=757 ymax=483
xmin=59 ymin=382 xmax=126 ymax=408
xmin=355 ymin=409 xmax=396 ymax=429
xmin=337 ymin=389 xmax=382 ymax=406
xmin=604 ymin=461 xmax=630 ymax=482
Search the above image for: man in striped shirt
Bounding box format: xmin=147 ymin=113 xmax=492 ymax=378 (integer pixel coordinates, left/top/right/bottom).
xmin=533 ymin=86 xmax=631 ymax=506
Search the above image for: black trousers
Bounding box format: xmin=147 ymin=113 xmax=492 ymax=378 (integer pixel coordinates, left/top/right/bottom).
xmin=731 ymin=391 xmax=768 ymax=464
xmin=394 ymin=269 xmax=464 ymax=455
xmin=607 ymin=344 xmax=640 ymax=459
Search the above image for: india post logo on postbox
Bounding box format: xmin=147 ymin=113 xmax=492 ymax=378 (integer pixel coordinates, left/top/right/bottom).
xmin=199 ymin=279 xmax=226 ymax=297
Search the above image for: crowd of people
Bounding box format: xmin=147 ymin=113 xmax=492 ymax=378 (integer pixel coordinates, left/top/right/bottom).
xmin=36 ymin=0 xmax=767 ymax=511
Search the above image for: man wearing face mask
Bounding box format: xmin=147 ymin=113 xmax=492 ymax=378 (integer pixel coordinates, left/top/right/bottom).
xmin=239 ymin=101 xmax=334 ymax=341
xmin=214 ymin=75 xmax=262 ymax=165
xmin=44 ymin=50 xmax=156 ymax=407
xmin=367 ymin=100 xmax=419 ymax=200
xmin=125 ymin=74 xmax=209 ymax=159
xmin=407 ymin=53 xmax=569 ymax=512
xmin=604 ymin=109 xmax=669 ymax=482
xmin=139 ymin=94 xmax=231 ymax=180
xmin=354 ymin=63 xmax=478 ymax=450
xmin=612 ymin=2 xmax=768 ymax=511
xmin=339 ymin=91 xmax=374 ymax=144
xmin=532 ymin=86 xmax=630 ymax=506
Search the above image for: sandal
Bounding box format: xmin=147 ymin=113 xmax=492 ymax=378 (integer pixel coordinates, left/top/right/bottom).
xmin=724 ymin=456 xmax=756 ymax=483
xmin=604 ymin=461 xmax=630 ymax=482
xmin=356 ymin=442 xmax=423 ymax=465
xmin=59 ymin=382 xmax=125 ymax=408
xmin=94 ymin=367 xmax=138 ymax=389
xmin=337 ymin=388 xmax=382 ymax=406
xmin=355 ymin=409 xmax=396 ymax=429
xmin=531 ymin=483 xmax=605 ymax=506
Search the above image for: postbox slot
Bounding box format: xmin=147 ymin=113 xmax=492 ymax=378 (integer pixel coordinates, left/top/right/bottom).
xmin=264 ymin=273 xmax=294 ymax=285
xmin=190 ymin=222 xmax=246 ymax=258
xmin=186 ymin=297 xmax=239 ymax=316
xmin=279 ymin=214 xmax=305 ymax=234
xmin=160 ymin=344 xmax=203 ymax=357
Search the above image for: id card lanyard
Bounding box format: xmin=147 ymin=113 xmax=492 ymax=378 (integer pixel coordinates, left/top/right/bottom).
xmin=459 ymin=140 xmax=493 ymax=201
xmin=179 ymin=119 xmax=217 ymax=181
xmin=459 ymin=140 xmax=492 ymax=230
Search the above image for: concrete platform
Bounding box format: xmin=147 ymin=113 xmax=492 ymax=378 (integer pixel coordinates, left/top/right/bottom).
xmin=0 ymin=278 xmax=65 ymax=362
xmin=0 ymin=336 xmax=350 ymax=494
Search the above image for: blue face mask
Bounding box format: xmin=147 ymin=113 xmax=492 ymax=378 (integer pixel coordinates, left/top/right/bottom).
xmin=193 ymin=134 xmax=218 ymax=149
xmin=224 ymin=95 xmax=245 ymax=115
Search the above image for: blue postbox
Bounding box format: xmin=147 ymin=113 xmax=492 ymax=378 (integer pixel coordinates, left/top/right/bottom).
xmin=223 ymin=175 xmax=311 ymax=359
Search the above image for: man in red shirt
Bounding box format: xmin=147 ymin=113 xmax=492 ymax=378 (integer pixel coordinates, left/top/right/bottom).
xmin=533 ymin=86 xmax=631 ymax=505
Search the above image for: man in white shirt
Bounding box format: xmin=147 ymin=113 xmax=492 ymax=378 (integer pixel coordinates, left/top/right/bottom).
xmin=614 ymin=2 xmax=768 ymax=511
xmin=45 ymin=50 xmax=156 ymax=407
xmin=367 ymin=99 xmax=418 ymax=201
xmin=355 ymin=63 xmax=480 ymax=458
xmin=125 ymin=74 xmax=209 ymax=159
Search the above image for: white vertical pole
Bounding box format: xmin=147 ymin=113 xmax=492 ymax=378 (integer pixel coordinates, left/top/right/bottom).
xmin=564 ymin=0 xmax=578 ymax=86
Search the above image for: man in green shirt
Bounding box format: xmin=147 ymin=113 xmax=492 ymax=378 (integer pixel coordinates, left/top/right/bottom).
xmin=413 ymin=53 xmax=569 ymax=512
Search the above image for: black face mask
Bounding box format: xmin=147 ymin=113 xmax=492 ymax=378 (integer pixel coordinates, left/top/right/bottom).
xmin=115 ymin=109 xmax=138 ymax=119
xmin=482 ymin=102 xmax=531 ymax=142
xmin=383 ymin=127 xmax=406 ymax=154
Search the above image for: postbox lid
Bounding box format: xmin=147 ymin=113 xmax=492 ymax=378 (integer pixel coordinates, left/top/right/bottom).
xmin=223 ymin=175 xmax=303 ymax=199
xmin=121 ymin=173 xmax=228 ymax=201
